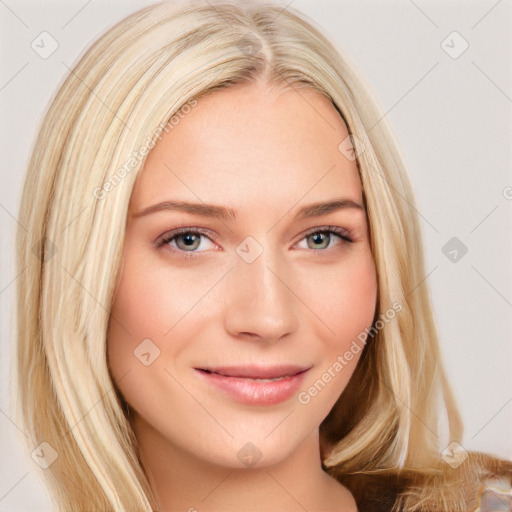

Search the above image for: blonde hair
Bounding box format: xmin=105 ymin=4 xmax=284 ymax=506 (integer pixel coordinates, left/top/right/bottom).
xmin=13 ymin=1 xmax=510 ymax=511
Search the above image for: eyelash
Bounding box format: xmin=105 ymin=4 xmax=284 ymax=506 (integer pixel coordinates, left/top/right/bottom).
xmin=155 ymin=226 xmax=354 ymax=260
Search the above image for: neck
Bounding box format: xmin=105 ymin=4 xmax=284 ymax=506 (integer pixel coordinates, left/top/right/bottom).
xmin=132 ymin=414 xmax=356 ymax=512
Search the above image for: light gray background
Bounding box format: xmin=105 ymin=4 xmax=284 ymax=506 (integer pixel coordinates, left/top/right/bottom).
xmin=1 ymin=0 xmax=511 ymax=510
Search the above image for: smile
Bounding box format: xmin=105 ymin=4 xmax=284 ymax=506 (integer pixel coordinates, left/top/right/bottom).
xmin=194 ymin=365 xmax=311 ymax=406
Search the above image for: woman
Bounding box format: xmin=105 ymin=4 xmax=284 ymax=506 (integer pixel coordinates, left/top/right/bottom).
xmin=14 ymin=1 xmax=511 ymax=511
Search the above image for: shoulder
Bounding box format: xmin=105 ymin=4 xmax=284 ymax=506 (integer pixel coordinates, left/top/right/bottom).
xmin=337 ymin=473 xmax=402 ymax=512
xmin=331 ymin=452 xmax=512 ymax=512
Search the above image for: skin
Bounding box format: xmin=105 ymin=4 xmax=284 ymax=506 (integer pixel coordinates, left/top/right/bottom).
xmin=108 ymin=80 xmax=378 ymax=511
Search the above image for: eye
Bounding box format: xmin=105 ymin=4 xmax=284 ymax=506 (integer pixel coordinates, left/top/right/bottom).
xmin=155 ymin=228 xmax=218 ymax=259
xmin=155 ymin=225 xmax=353 ymax=259
xmin=295 ymin=226 xmax=353 ymax=252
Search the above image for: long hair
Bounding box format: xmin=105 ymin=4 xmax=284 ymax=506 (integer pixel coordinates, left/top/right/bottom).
xmin=13 ymin=1 xmax=510 ymax=511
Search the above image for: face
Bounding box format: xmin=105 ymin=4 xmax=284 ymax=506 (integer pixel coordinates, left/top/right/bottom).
xmin=108 ymin=81 xmax=377 ymax=469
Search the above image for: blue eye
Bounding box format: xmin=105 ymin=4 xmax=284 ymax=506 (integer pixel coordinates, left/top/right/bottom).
xmin=155 ymin=226 xmax=353 ymax=259
xmin=298 ymin=226 xmax=353 ymax=251
xmin=155 ymin=228 xmax=217 ymax=258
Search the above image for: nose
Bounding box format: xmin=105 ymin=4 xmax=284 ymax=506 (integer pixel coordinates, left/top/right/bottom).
xmin=223 ymin=245 xmax=299 ymax=343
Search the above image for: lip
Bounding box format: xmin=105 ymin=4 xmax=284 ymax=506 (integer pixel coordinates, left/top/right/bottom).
xmin=195 ymin=364 xmax=311 ymax=406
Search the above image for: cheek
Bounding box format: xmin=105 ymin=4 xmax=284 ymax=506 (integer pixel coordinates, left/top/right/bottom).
xmin=339 ymin=254 xmax=377 ymax=331
xmin=107 ymin=246 xmax=176 ymax=383
xmin=109 ymin=246 xmax=208 ymax=348
xmin=107 ymin=249 xmax=191 ymax=424
xmin=107 ymin=242 xmax=221 ymax=395
xmin=306 ymin=249 xmax=377 ymax=344
xmin=298 ymin=250 xmax=377 ymax=401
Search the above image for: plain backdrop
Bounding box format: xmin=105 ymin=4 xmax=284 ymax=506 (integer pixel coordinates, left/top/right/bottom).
xmin=1 ymin=0 xmax=510 ymax=510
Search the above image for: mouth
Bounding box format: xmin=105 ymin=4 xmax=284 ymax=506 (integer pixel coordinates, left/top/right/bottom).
xmin=196 ymin=364 xmax=309 ymax=380
xmin=194 ymin=364 xmax=311 ymax=405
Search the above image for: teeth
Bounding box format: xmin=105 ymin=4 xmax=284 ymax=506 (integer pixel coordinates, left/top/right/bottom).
xmin=230 ymin=375 xmax=291 ymax=381
xmin=201 ymin=369 xmax=294 ymax=380
xmin=214 ymin=372 xmax=290 ymax=381
xmin=252 ymin=376 xmax=287 ymax=382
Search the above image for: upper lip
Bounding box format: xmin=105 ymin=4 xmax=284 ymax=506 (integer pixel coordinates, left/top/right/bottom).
xmin=196 ymin=364 xmax=311 ymax=379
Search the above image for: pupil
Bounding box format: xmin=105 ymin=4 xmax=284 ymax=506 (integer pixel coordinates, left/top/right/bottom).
xmin=311 ymin=233 xmax=328 ymax=248
xmin=183 ymin=234 xmax=196 ymax=246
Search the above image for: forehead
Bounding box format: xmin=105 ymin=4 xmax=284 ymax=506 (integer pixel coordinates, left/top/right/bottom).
xmin=129 ymin=82 xmax=363 ymax=215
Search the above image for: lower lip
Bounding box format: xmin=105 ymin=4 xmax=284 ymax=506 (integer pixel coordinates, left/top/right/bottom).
xmin=195 ymin=369 xmax=308 ymax=406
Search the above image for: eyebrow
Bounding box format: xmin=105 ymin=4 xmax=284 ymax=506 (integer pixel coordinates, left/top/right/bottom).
xmin=132 ymin=198 xmax=364 ymax=222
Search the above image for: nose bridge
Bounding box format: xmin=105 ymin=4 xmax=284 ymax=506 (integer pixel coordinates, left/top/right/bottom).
xmin=224 ymin=238 xmax=299 ymax=340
